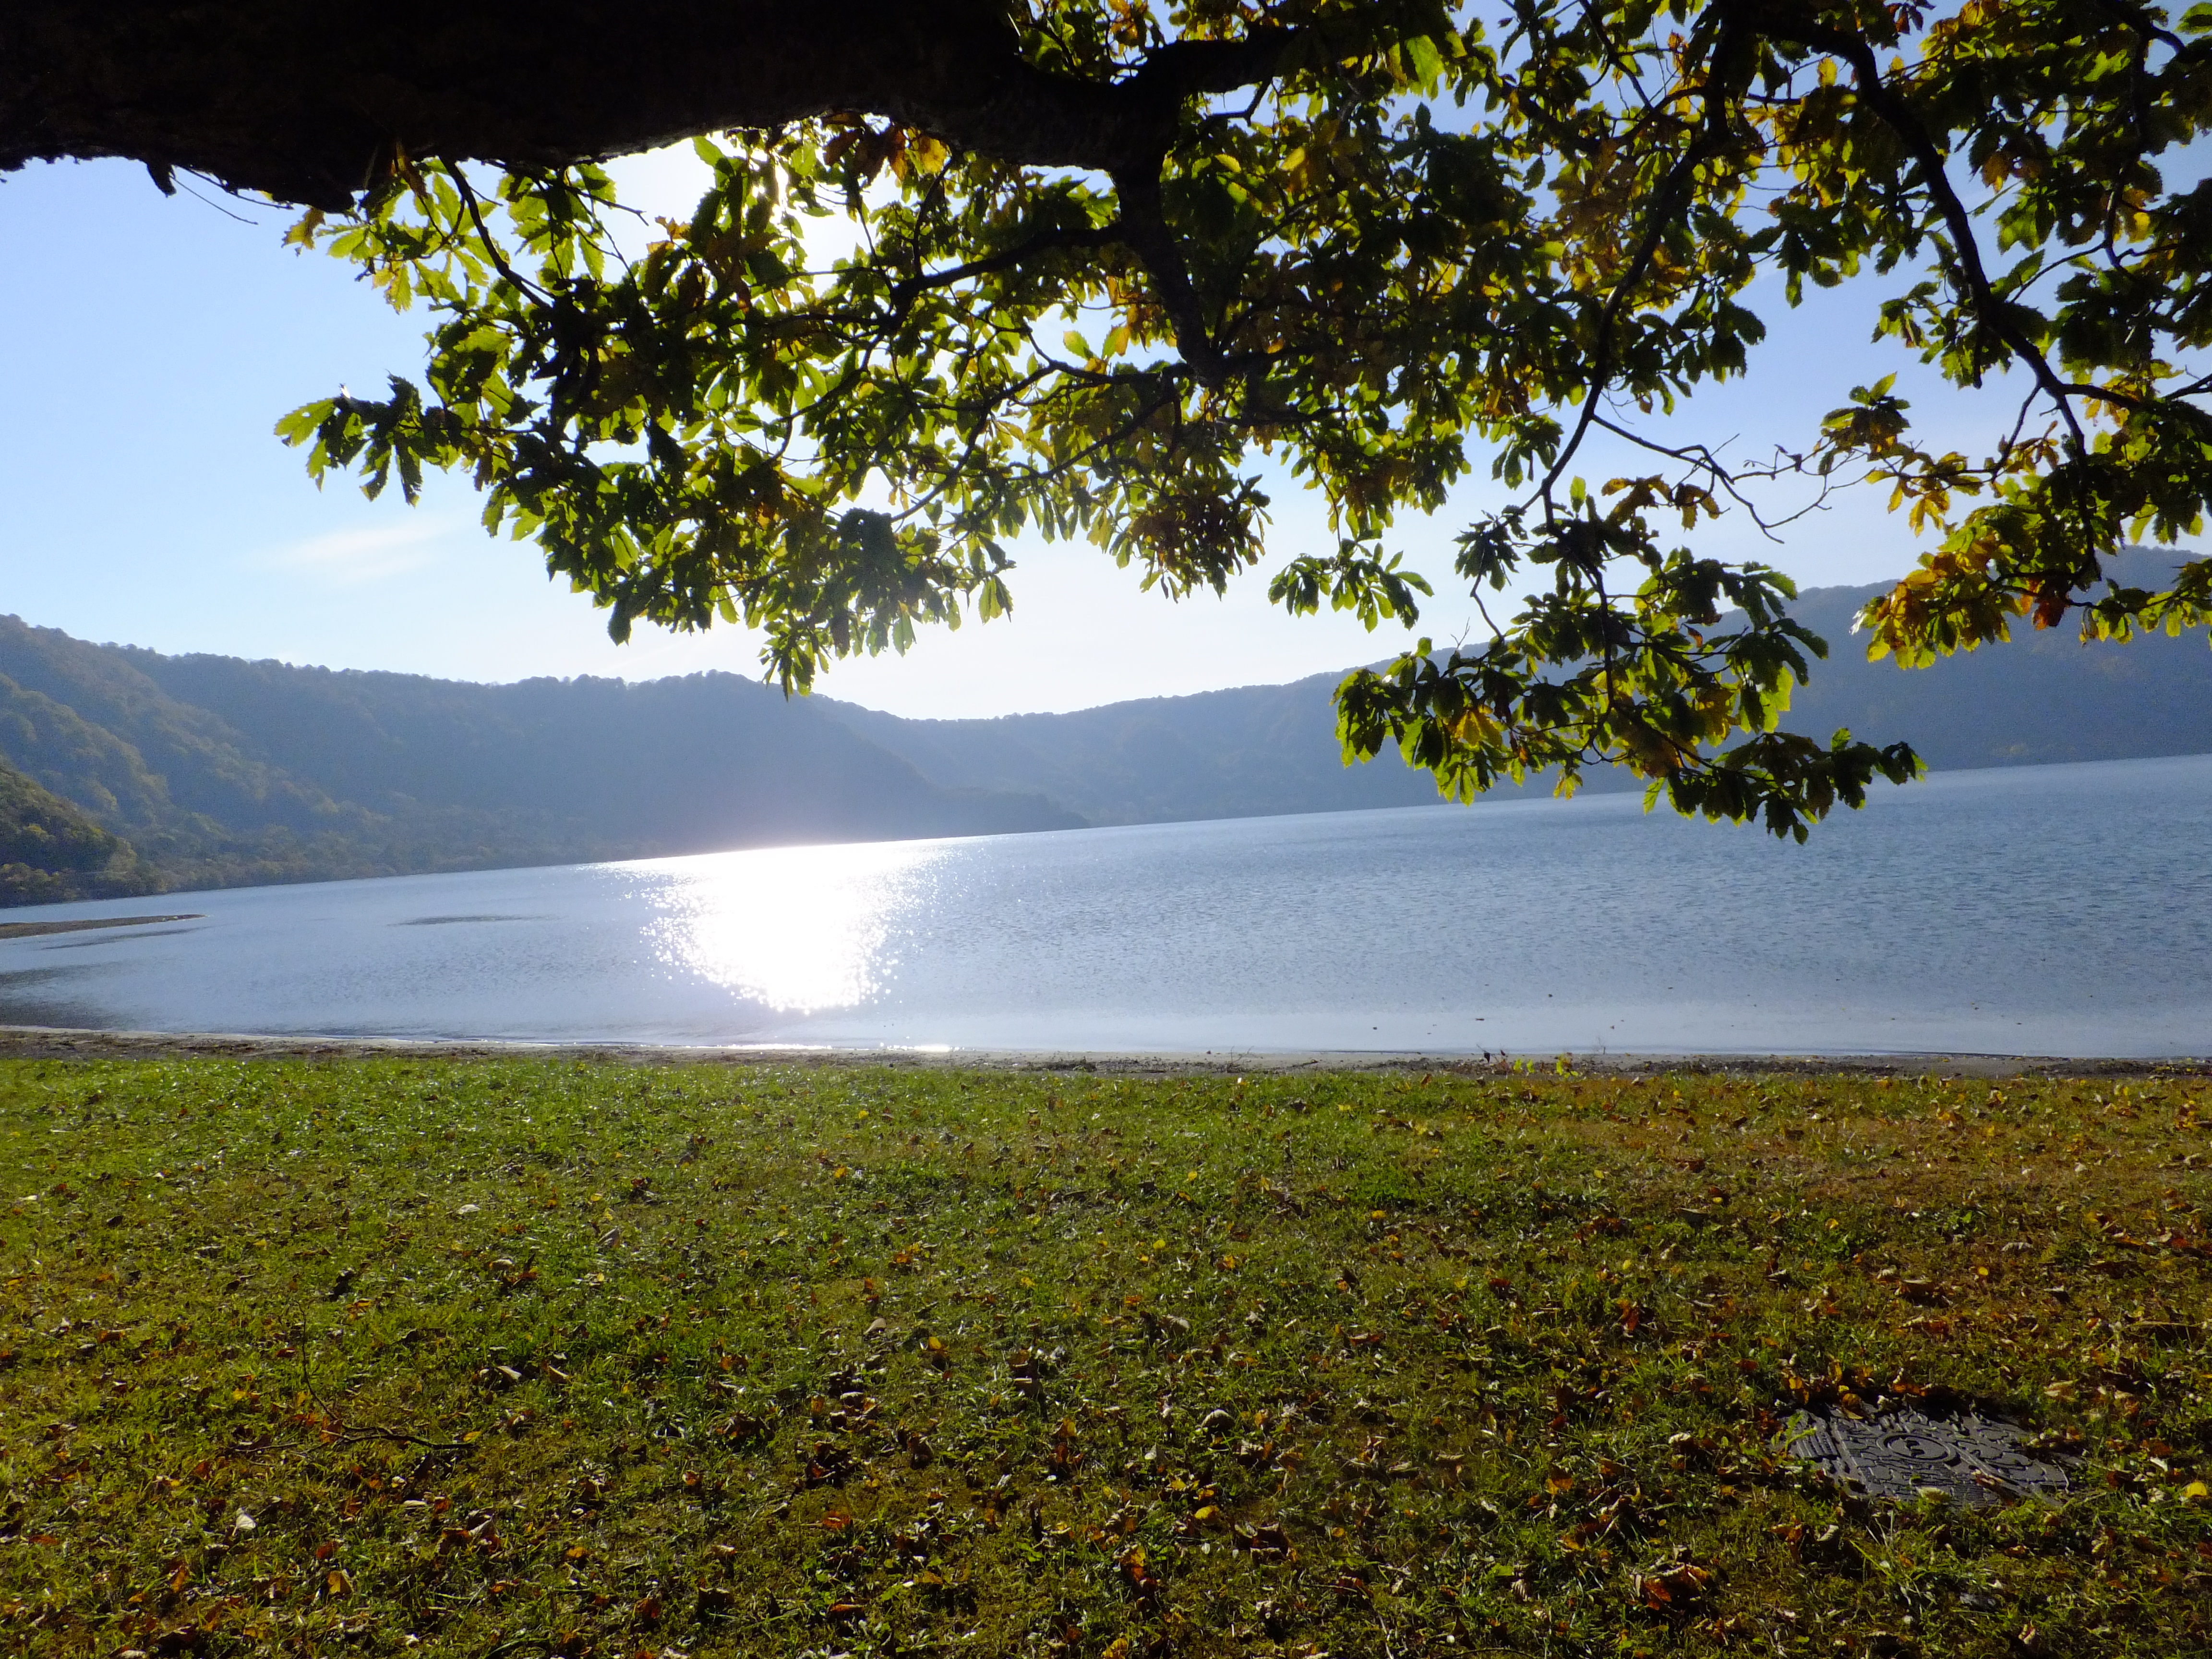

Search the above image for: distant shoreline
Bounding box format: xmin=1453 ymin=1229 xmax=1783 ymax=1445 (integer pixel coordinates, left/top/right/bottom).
xmin=0 ymin=1023 xmax=2196 ymax=1079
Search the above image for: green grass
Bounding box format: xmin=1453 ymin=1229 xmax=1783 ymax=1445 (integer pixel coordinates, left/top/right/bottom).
xmin=1 ymin=1057 xmax=2209 ymax=1658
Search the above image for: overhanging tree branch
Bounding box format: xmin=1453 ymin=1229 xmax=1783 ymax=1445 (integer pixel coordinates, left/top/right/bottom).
xmin=1532 ymin=15 xmax=1751 ymax=510
xmin=1743 ymin=1 xmax=2092 ymax=451
xmin=0 ymin=2 xmax=1314 ymax=209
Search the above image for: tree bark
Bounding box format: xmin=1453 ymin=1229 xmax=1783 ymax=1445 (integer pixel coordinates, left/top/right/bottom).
xmin=1 ymin=1 xmax=1276 ymax=208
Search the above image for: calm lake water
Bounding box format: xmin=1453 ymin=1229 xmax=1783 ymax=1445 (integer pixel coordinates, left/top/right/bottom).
xmin=2 ymin=754 xmax=2207 ymax=1057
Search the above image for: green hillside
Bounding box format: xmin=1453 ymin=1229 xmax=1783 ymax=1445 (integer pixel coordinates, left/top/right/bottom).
xmin=0 ymin=617 xmax=1078 ymax=906
xmin=0 ymin=759 xmax=156 ymax=905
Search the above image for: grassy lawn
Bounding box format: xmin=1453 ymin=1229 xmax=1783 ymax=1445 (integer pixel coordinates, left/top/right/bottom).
xmin=1 ymin=1057 xmax=2208 ymax=1658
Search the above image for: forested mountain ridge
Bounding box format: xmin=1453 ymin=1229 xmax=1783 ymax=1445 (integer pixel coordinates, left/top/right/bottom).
xmin=116 ymin=649 xmax=1076 ymax=852
xmin=0 ymin=557 xmax=2205 ymax=905
xmin=0 ymin=631 xmax=383 ymax=893
xmin=0 ymin=616 xmax=1077 ymax=902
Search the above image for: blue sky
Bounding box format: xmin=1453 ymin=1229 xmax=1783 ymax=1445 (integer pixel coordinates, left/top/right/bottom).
xmin=0 ymin=154 xmax=1986 ymax=718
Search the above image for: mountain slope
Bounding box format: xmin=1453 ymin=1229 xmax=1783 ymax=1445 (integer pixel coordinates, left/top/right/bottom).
xmin=0 ymin=759 xmax=156 ymax=905
xmin=1776 ymin=570 xmax=2212 ymax=768
xmin=115 ymin=654 xmax=1080 ymax=850
xmin=825 ymin=671 xmax=1445 ymax=825
xmin=0 ymin=618 xmax=1080 ymax=901
xmin=0 ymin=618 xmax=343 ymax=834
xmin=824 ymin=562 xmax=2212 ymax=824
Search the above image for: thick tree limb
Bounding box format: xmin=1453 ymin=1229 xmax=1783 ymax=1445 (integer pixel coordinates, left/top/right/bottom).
xmin=1108 ymin=171 xmax=1229 ymax=385
xmin=0 ymin=2 xmax=1300 ymax=209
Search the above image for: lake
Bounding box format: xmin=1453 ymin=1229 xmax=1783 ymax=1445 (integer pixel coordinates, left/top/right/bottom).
xmin=1 ymin=753 xmax=2207 ymax=1057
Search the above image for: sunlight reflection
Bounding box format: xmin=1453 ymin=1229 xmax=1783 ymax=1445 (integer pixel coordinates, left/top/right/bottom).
xmin=637 ymin=840 xmax=947 ymax=1012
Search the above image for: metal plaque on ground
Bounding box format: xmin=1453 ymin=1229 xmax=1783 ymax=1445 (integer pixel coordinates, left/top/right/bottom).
xmin=1782 ymin=1407 xmax=2070 ymax=1506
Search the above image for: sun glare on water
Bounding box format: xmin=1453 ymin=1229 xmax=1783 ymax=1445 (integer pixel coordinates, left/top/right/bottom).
xmin=637 ymin=840 xmax=948 ymax=1013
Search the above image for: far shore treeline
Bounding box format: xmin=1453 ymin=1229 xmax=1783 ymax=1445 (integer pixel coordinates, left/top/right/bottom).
xmin=0 ymin=556 xmax=2209 ymax=904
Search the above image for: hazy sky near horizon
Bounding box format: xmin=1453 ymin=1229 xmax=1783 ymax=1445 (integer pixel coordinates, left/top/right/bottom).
xmin=0 ymin=153 xmax=2004 ymax=719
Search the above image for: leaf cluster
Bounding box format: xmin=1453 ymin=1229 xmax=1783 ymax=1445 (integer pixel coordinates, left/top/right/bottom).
xmin=279 ymin=0 xmax=2212 ymax=833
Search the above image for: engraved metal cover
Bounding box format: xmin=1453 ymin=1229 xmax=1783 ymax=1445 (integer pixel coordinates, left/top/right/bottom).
xmin=1781 ymin=1407 xmax=2070 ymax=1506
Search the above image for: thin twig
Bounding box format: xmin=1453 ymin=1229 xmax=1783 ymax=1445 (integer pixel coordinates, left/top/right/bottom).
xmin=1532 ymin=13 xmax=1751 ymax=513
xmin=328 ymin=1428 xmax=480 ymax=1452
xmin=443 ymin=161 xmax=552 ymax=303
